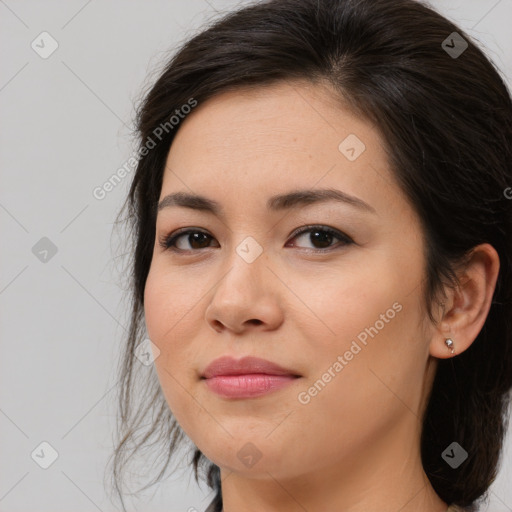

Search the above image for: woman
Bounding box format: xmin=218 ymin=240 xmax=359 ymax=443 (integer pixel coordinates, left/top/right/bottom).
xmin=108 ymin=0 xmax=512 ymax=511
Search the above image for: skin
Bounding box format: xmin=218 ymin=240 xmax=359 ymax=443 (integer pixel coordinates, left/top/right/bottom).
xmin=143 ymin=80 xmax=500 ymax=512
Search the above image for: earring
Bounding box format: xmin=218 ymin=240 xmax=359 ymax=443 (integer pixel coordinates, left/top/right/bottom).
xmin=444 ymin=338 xmax=455 ymax=354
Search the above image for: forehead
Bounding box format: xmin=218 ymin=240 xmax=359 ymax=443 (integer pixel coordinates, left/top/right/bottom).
xmin=160 ymin=80 xmax=401 ymax=219
xmin=167 ymin=80 xmax=379 ymax=161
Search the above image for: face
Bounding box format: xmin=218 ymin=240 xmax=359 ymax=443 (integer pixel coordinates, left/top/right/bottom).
xmin=144 ymin=80 xmax=436 ymax=481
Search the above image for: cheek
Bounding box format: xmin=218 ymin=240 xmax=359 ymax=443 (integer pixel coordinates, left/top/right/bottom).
xmin=285 ymin=255 xmax=402 ymax=355
xmin=143 ymin=264 xmax=208 ymax=418
xmin=305 ymin=315 xmax=423 ymax=446
xmin=288 ymin=251 xmax=426 ymax=407
xmin=286 ymin=291 xmax=424 ymax=466
xmin=144 ymin=262 xmax=204 ymax=345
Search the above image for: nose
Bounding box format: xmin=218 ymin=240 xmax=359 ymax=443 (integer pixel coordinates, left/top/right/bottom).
xmin=204 ymin=246 xmax=284 ymax=335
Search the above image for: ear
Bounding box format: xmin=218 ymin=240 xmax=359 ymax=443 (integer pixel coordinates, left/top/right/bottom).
xmin=429 ymin=243 xmax=500 ymax=359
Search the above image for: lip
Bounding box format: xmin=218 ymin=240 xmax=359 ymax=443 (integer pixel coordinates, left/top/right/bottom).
xmin=202 ymin=356 xmax=300 ymax=378
xmin=201 ymin=356 xmax=301 ymax=399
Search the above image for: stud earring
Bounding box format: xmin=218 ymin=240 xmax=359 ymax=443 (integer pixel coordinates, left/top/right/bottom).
xmin=444 ymin=337 xmax=455 ymax=354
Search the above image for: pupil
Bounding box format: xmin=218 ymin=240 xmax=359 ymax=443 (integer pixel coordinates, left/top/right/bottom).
xmin=311 ymin=230 xmax=332 ymax=248
xmin=190 ymin=233 xmax=209 ymax=249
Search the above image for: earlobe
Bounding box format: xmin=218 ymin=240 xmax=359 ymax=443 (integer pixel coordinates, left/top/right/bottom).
xmin=429 ymin=243 xmax=500 ymax=359
xmin=430 ymin=332 xmax=459 ymax=359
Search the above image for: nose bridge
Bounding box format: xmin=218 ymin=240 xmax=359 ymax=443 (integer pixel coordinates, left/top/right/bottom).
xmin=234 ymin=233 xmax=266 ymax=266
xmin=220 ymin=233 xmax=268 ymax=294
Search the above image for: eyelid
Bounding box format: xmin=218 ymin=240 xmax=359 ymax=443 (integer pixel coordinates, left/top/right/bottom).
xmin=288 ymin=224 xmax=353 ymax=243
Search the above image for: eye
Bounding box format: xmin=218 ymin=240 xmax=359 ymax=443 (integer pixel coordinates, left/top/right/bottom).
xmin=159 ymin=228 xmax=218 ymax=252
xmin=158 ymin=225 xmax=353 ymax=253
xmin=286 ymin=225 xmax=353 ymax=251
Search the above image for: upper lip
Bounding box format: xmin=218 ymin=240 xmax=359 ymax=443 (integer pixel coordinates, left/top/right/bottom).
xmin=201 ymin=356 xmax=300 ymax=379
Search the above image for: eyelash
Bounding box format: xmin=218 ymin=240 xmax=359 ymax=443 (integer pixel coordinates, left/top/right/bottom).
xmin=158 ymin=224 xmax=354 ymax=254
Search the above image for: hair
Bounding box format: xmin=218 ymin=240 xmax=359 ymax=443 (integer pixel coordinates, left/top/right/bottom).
xmin=106 ymin=0 xmax=512 ymax=510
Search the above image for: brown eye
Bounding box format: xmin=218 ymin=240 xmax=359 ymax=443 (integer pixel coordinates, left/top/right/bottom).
xmin=159 ymin=225 xmax=353 ymax=254
xmin=159 ymin=230 xmax=218 ymax=252
xmin=287 ymin=225 xmax=353 ymax=251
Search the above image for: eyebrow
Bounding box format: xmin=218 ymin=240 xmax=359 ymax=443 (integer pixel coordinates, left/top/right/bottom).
xmin=156 ymin=188 xmax=376 ymax=216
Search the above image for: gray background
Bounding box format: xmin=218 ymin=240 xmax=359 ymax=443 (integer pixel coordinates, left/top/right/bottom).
xmin=1 ymin=1 xmax=511 ymax=511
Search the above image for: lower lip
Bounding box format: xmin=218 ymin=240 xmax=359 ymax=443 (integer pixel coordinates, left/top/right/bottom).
xmin=203 ymin=374 xmax=299 ymax=398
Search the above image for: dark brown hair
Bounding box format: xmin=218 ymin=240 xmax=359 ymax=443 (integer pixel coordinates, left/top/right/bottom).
xmin=107 ymin=0 xmax=512 ymax=510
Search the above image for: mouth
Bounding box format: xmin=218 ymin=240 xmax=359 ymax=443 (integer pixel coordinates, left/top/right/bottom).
xmin=202 ymin=373 xmax=300 ymax=398
xmin=201 ymin=355 xmax=301 ymax=399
